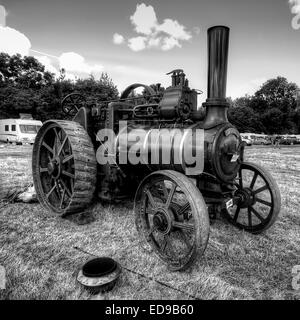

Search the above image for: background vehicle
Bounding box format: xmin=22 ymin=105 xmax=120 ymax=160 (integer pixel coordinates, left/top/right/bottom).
xmin=252 ymin=136 xmax=271 ymax=145
xmin=241 ymin=135 xmax=252 ymax=146
xmin=280 ymin=136 xmax=297 ymax=145
xmin=0 ymin=118 xmax=42 ymax=145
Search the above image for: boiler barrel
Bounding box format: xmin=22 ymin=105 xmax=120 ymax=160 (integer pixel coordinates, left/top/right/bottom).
xmin=116 ymin=124 xmax=205 ymax=176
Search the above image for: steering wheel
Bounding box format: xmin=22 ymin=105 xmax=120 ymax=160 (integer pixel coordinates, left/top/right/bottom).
xmin=61 ymin=93 xmax=87 ymax=117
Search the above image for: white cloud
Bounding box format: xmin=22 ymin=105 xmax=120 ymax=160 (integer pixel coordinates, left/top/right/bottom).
xmin=128 ymin=36 xmax=147 ymax=51
xmin=58 ymin=52 xmax=103 ymax=74
xmin=0 ymin=26 xmax=31 ymax=56
xmin=130 ymin=3 xmax=157 ymax=35
xmin=161 ymin=37 xmax=181 ymax=51
xmin=114 ymin=3 xmax=194 ymax=52
xmin=34 ymin=51 xmax=104 ymax=81
xmin=156 ymin=19 xmax=192 ymax=41
xmin=113 ymin=33 xmax=125 ymax=45
xmin=0 ymin=5 xmax=31 ymax=56
xmin=148 ymin=37 xmax=161 ymax=48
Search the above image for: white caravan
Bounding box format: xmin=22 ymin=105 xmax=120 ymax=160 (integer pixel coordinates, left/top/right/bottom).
xmin=0 ymin=119 xmax=43 ymax=145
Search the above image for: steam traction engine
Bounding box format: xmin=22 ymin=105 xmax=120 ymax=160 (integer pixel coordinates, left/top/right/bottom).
xmin=32 ymin=26 xmax=281 ymax=271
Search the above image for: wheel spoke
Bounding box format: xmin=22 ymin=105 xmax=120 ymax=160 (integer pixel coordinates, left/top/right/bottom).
xmin=54 ymin=181 xmax=61 ymax=201
xmin=57 ymin=136 xmax=68 ymax=156
xmin=160 ymin=235 xmax=168 ymax=252
xmin=161 ymin=183 xmax=169 ymax=201
xmin=177 ymin=202 xmax=190 ymax=215
xmin=233 ymin=206 xmax=241 ymax=221
xmin=59 ymin=178 xmax=72 ymax=198
xmin=250 ymin=172 xmax=258 ymax=190
xmin=239 ymin=169 xmax=243 ymax=188
xmin=253 ymin=185 xmax=269 ymax=195
xmin=146 ymin=190 xmax=157 ymax=209
xmin=62 ymin=170 xmax=75 ymax=179
xmin=59 ymin=188 xmax=66 ymax=209
xmin=53 ymin=127 xmax=61 ymax=144
xmin=166 ymin=183 xmax=176 ymax=208
xmin=248 ymin=207 xmax=252 ymax=227
xmin=39 ymin=167 xmax=48 ymax=173
xmin=250 ymin=206 xmax=265 ymax=222
xmin=42 ymin=141 xmax=54 ymax=154
xmin=256 ymin=198 xmax=272 ymax=207
xmin=62 ymin=154 xmax=74 ymax=164
xmin=172 ymin=221 xmax=194 ymax=232
xmin=46 ymin=184 xmax=56 ymax=199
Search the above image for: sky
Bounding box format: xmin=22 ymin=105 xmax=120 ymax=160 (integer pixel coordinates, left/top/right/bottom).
xmin=0 ymin=0 xmax=299 ymax=105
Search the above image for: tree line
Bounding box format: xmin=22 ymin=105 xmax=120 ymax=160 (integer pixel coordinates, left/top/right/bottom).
xmin=0 ymin=53 xmax=299 ymax=134
xmin=0 ymin=53 xmax=118 ymax=121
xmin=228 ymin=77 xmax=300 ymax=134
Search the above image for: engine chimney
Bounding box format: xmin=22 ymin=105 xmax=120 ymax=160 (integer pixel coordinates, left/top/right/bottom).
xmin=203 ymin=26 xmax=230 ymax=129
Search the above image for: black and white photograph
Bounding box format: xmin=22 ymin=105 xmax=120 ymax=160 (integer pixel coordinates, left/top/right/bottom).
xmin=0 ymin=0 xmax=299 ymax=306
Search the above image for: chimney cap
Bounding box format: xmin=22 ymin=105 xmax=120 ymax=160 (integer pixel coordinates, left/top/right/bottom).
xmin=208 ymin=25 xmax=230 ymax=32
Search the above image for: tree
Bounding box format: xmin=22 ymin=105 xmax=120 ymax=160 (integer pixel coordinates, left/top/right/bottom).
xmin=74 ymin=73 xmax=118 ymax=104
xmin=260 ymin=108 xmax=285 ymax=134
xmin=230 ymin=77 xmax=300 ymax=134
xmin=0 ymin=53 xmax=119 ymax=121
xmin=255 ymin=77 xmax=298 ymax=108
xmin=228 ymin=106 xmax=265 ymax=133
xmin=0 ymin=53 xmax=54 ymax=88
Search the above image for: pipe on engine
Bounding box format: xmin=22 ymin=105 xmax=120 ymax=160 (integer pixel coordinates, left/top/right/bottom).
xmin=203 ymin=26 xmax=230 ymax=129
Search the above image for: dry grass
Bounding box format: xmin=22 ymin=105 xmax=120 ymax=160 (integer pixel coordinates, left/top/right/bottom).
xmin=0 ymin=143 xmax=299 ymax=300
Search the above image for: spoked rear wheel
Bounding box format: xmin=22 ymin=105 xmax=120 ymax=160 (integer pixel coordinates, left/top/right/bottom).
xmin=32 ymin=120 xmax=97 ymax=216
xmin=134 ymin=170 xmax=209 ymax=271
xmin=223 ymin=162 xmax=281 ymax=234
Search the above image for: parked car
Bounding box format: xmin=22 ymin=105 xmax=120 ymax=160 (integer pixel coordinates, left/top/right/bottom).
xmin=280 ymin=136 xmax=297 ymax=145
xmin=253 ymin=137 xmax=271 ymax=145
xmin=241 ymin=137 xmax=252 ymax=146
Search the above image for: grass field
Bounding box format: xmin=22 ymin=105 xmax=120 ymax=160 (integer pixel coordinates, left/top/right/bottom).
xmin=0 ymin=143 xmax=299 ymax=300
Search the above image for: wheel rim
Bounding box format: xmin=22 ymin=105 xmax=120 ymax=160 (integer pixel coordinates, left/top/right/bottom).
xmin=135 ymin=170 xmax=209 ymax=271
xmin=36 ymin=123 xmax=75 ymax=212
xmin=33 ymin=120 xmax=97 ymax=215
xmin=224 ymin=162 xmax=281 ymax=234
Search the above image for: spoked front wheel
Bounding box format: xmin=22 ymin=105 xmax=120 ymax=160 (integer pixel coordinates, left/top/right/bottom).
xmin=134 ymin=170 xmax=209 ymax=271
xmin=223 ymin=162 xmax=281 ymax=234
